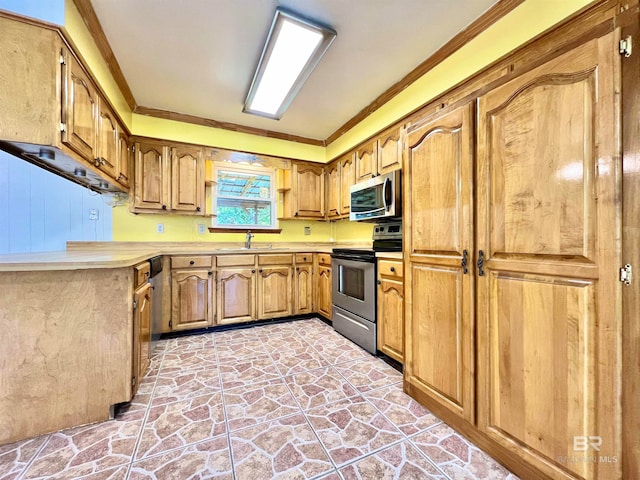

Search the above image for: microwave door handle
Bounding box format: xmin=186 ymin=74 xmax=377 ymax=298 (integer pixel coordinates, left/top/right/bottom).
xmin=383 ymin=178 xmax=392 ymax=211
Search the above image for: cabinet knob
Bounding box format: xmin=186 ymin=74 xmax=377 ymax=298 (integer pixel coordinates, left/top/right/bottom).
xmin=303 ymin=257 xmax=307 ymax=261
xmin=390 ymin=267 xmax=395 ymax=272
xmin=294 ymin=212 xmax=299 ymax=217
xmin=189 ymin=260 xmax=195 ymax=265
xmin=376 ymin=280 xmax=381 ymax=285
xmin=259 ymin=269 xmax=263 ymax=273
xmin=162 ymin=205 xmax=167 ymax=210
xmin=252 ymin=269 xmax=256 ymax=273
xmin=196 ymin=206 xmax=201 ymax=212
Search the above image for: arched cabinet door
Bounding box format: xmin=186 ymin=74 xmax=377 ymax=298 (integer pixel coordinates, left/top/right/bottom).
xmin=171 ymin=270 xmax=213 ymax=330
xmin=475 ymin=30 xmax=621 ymax=480
xmin=258 ymin=266 xmax=292 ymax=319
xmin=216 ymin=268 xmax=256 ymax=324
xmin=403 ymin=102 xmax=475 ymax=423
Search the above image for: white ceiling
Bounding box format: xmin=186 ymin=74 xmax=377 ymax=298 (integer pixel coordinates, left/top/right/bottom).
xmin=91 ymin=0 xmax=499 ymax=141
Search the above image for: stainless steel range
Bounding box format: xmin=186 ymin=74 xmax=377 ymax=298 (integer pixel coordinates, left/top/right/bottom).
xmin=331 ymin=221 xmax=402 ymax=354
xmin=331 ymin=248 xmax=377 ymax=353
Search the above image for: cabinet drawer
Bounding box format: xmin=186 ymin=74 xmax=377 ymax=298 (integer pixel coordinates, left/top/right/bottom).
xmin=295 ymin=253 xmax=313 ymax=264
xmin=171 ymin=255 xmax=213 ymax=269
xmin=216 ymin=254 xmax=255 ymax=267
xmin=134 ymin=261 xmax=150 ymax=288
xmin=317 ymin=253 xmax=332 ymax=266
xmin=378 ymin=260 xmax=403 ymax=279
xmin=258 ymin=254 xmax=293 ymax=265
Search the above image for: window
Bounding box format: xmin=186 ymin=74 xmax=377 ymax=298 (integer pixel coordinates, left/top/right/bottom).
xmin=212 ymin=163 xmax=276 ymax=229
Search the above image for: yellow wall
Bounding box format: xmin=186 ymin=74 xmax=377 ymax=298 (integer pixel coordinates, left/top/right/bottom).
xmin=64 ymin=0 xmax=593 ymax=244
xmin=326 ymin=0 xmax=593 ymax=159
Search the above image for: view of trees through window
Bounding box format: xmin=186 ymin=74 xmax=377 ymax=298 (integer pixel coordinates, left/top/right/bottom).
xmin=214 ymin=167 xmax=275 ymax=227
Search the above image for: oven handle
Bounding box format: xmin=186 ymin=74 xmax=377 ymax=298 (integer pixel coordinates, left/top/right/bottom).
xmin=330 ymin=253 xmax=376 ymax=263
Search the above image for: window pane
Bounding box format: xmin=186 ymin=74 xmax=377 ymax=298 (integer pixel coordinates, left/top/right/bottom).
xmin=217 ymin=170 xmax=271 ymax=199
xmin=216 ymin=198 xmax=272 ymax=226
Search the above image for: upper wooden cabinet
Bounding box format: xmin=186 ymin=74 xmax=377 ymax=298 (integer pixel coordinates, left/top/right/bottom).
xmin=171 ymin=145 xmax=204 ymax=213
xmin=292 ymin=162 xmax=325 ymax=218
xmin=0 ymin=15 xmax=128 ymax=193
xmin=354 ymin=126 xmax=404 ymax=182
xmin=325 ymin=160 xmax=341 ymax=219
xmin=404 ymin=103 xmax=475 ymax=423
xmin=117 ymin=131 xmax=132 ymax=189
xmin=475 ymin=32 xmax=621 ymax=480
xmin=376 ymin=125 xmax=404 ymax=175
xmin=62 ymin=51 xmax=99 ymax=163
xmin=133 ymin=141 xmax=170 ymax=211
xmin=95 ymin=100 xmax=119 ymax=180
xmin=132 ymin=141 xmax=204 ymax=214
xmin=339 ymin=153 xmax=355 ymax=216
xmin=355 ymin=140 xmax=377 ymax=182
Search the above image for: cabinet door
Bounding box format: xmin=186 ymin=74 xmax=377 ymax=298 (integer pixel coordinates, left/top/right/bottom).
xmin=476 ymin=32 xmax=621 ymax=480
xmin=355 ymin=140 xmax=377 ymax=181
xmin=404 ymin=103 xmax=475 ymax=422
xmin=317 ymin=266 xmax=332 ymax=319
xmin=325 ymin=161 xmax=340 ymax=219
xmin=339 ymin=153 xmax=355 ymax=215
xmin=292 ymin=163 xmax=325 ymax=218
xmin=258 ymin=266 xmax=292 ymax=319
xmin=295 ymin=265 xmax=314 ymax=314
xmin=62 ymin=52 xmax=98 ymax=162
xmin=132 ymin=281 xmax=152 ymax=397
xmin=171 ymin=270 xmax=213 ymax=331
xmin=217 ymin=268 xmax=256 ymax=324
xmin=95 ymin=100 xmax=118 ymax=179
xmin=377 ymin=125 xmax=403 ymax=175
xmin=134 ymin=142 xmax=169 ymax=211
xmin=171 ymin=146 xmax=204 ymax=213
xmin=117 ymin=130 xmax=131 ymax=189
xmin=377 ymin=278 xmax=404 ymax=363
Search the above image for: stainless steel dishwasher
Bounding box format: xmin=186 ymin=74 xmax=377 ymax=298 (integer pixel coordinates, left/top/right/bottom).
xmin=148 ymin=256 xmax=163 ymax=354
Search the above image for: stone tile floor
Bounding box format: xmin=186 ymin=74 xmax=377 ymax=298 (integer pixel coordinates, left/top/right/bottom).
xmin=0 ymin=318 xmax=519 ymax=480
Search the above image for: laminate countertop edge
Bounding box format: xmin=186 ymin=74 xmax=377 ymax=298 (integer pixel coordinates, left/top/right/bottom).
xmin=0 ymin=242 xmax=371 ymax=272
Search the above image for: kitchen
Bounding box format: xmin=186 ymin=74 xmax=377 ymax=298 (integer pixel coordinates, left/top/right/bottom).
xmin=0 ymin=0 xmax=638 ymax=479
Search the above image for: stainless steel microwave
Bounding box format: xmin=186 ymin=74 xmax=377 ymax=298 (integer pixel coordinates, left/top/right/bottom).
xmin=349 ymin=170 xmax=401 ymax=222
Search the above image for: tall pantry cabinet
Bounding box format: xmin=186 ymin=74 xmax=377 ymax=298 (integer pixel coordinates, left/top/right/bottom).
xmin=404 ymin=30 xmax=622 ymax=480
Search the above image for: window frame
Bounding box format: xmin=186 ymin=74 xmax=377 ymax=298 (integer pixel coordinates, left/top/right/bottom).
xmin=211 ymin=162 xmax=278 ymax=230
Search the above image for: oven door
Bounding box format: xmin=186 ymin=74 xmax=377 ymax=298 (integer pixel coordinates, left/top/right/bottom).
xmin=331 ymin=256 xmax=376 ymax=321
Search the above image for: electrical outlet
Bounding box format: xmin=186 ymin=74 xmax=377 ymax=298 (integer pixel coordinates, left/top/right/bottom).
xmin=156 ymin=223 xmax=164 ymax=234
xmin=304 ymin=226 xmax=311 ymax=236
xmin=197 ymin=224 xmax=206 ymax=234
xmin=88 ymin=209 xmax=99 ymax=221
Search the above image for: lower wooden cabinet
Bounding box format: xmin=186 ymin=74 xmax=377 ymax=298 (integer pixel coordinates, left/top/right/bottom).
xmin=317 ymin=266 xmax=332 ymax=319
xmin=377 ymin=259 xmax=404 ymax=363
xmin=171 ymin=270 xmax=214 ymax=330
xmin=294 ymin=264 xmax=314 ymax=314
xmin=258 ymin=266 xmax=293 ymax=319
xmin=217 ymin=267 xmax=257 ymax=324
xmin=132 ymin=280 xmax=151 ymax=397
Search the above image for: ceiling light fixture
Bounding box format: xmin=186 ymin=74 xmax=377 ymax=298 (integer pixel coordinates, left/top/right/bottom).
xmin=244 ymin=7 xmax=336 ymax=120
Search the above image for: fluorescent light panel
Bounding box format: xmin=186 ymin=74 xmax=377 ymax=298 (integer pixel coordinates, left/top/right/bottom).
xmin=244 ymin=8 xmax=336 ymax=120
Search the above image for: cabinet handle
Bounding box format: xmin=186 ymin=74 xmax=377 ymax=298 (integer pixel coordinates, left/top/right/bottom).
xmin=390 ymin=266 xmax=395 ymax=272
xmin=477 ymin=250 xmax=485 ymax=276
xmin=461 ymin=250 xmax=468 ymax=274
xmin=162 ymin=205 xmax=167 ymax=210
xmin=189 ymin=260 xmax=195 ymax=265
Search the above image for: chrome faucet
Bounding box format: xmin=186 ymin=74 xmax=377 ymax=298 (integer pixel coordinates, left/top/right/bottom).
xmin=245 ymin=231 xmax=254 ymax=249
